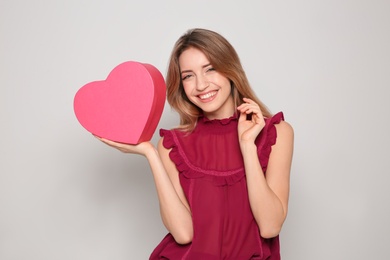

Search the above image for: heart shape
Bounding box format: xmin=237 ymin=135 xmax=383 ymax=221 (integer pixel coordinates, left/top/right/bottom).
xmin=73 ymin=61 xmax=166 ymax=144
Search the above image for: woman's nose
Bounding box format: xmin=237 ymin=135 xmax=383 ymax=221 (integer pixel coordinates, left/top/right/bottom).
xmin=196 ymin=75 xmax=209 ymax=91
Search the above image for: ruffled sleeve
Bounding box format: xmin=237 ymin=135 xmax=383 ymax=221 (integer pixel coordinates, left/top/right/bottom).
xmin=255 ymin=112 xmax=284 ymax=174
xmin=159 ymin=129 xmax=206 ymax=180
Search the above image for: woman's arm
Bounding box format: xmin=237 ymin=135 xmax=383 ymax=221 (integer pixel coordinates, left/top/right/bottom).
xmin=96 ymin=137 xmax=193 ymax=244
xmin=241 ymin=122 xmax=293 ymax=238
xmin=237 ymin=99 xmax=294 ymax=238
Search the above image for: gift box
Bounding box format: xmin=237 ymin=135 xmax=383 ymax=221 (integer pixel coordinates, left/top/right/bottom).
xmin=74 ymin=61 xmax=166 ymax=144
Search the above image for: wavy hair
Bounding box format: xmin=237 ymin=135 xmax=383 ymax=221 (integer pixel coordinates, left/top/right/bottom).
xmin=166 ymin=28 xmax=271 ymax=131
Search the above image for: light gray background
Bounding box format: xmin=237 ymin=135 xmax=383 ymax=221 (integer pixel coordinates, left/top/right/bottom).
xmin=1 ymin=0 xmax=389 ymax=259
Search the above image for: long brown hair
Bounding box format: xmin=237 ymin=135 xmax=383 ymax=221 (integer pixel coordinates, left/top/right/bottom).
xmin=166 ymin=28 xmax=272 ymax=131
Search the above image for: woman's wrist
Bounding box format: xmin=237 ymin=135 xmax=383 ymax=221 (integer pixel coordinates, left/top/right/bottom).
xmin=239 ymin=140 xmax=257 ymax=154
xmin=144 ymin=143 xmax=159 ymax=160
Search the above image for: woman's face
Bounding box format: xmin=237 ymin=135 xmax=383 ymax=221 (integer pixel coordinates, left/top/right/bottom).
xmin=179 ymin=47 xmax=234 ymax=120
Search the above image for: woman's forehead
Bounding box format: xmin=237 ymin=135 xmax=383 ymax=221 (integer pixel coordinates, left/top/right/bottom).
xmin=179 ymin=47 xmax=210 ymax=70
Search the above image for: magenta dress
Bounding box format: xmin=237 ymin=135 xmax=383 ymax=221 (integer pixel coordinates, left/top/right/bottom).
xmin=150 ymin=112 xmax=284 ymax=260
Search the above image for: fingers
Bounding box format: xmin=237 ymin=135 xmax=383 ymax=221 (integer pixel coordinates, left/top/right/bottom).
xmin=93 ymin=134 xmax=127 ymax=149
xmin=94 ymin=135 xmax=112 ymax=145
xmin=93 ymin=134 xmax=151 ymax=156
xmin=237 ymin=98 xmax=265 ymax=126
xmin=237 ymin=98 xmax=262 ymax=116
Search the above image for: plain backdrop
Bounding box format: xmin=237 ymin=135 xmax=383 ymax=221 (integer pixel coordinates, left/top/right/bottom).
xmin=1 ymin=0 xmax=389 ymax=259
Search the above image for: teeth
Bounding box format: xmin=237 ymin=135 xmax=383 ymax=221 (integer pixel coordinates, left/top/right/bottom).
xmin=199 ymin=91 xmax=216 ymax=100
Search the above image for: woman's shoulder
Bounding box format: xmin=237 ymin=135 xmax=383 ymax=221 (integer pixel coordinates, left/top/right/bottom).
xmin=275 ymin=120 xmax=294 ymax=135
xmin=266 ymin=112 xmax=293 ymax=135
xmin=257 ymin=112 xmax=293 ymax=150
xmin=274 ymin=118 xmax=294 ymax=149
xmin=158 ymin=127 xmax=189 ymax=152
xmin=158 ymin=128 xmax=175 ymax=150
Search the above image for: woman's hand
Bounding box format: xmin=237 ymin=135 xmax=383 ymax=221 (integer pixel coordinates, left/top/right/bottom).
xmin=94 ymin=135 xmax=155 ymax=157
xmin=237 ymin=98 xmax=265 ymax=144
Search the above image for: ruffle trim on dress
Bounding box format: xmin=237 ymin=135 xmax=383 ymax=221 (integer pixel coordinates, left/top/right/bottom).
xmin=160 ymin=128 xmax=245 ymax=186
xmin=159 ymin=112 xmax=284 ymax=185
xmin=199 ymin=114 xmax=238 ymax=125
xmin=256 ymin=112 xmax=284 ymax=174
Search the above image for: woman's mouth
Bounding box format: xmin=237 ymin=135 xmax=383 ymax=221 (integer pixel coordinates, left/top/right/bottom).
xmin=199 ymin=91 xmax=217 ymax=100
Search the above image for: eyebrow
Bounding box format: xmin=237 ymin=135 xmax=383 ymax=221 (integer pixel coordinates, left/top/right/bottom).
xmin=181 ymin=63 xmax=212 ymax=74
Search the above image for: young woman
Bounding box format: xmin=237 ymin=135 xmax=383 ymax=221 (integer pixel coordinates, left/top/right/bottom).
xmin=98 ymin=28 xmax=294 ymax=259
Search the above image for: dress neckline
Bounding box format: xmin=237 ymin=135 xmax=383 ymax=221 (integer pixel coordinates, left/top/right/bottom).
xmin=199 ymin=113 xmax=239 ymax=126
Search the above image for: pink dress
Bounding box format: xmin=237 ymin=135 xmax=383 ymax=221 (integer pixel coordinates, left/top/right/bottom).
xmin=150 ymin=112 xmax=284 ymax=260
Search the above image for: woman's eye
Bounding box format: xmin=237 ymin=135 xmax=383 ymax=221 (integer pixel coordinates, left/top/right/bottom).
xmin=207 ymin=67 xmax=215 ymax=72
xmin=182 ymin=74 xmax=191 ymax=80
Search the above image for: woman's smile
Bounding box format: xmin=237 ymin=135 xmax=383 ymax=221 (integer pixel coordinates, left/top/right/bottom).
xmin=179 ymin=47 xmax=234 ymax=119
xmin=198 ymin=90 xmax=218 ymax=101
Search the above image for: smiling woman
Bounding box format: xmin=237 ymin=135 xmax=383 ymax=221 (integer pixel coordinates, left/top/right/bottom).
xmin=179 ymin=47 xmax=234 ymax=120
xmin=165 ymin=28 xmax=273 ymax=132
xmin=98 ymin=28 xmax=294 ymax=259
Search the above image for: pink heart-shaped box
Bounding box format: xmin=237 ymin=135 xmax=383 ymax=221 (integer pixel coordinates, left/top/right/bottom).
xmin=73 ymin=61 xmax=166 ymax=144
